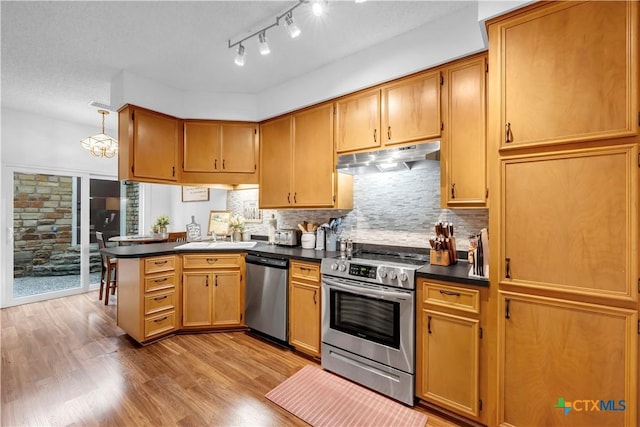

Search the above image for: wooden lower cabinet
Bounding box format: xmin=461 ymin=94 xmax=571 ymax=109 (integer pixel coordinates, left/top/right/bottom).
xmin=416 ymin=279 xmax=486 ymax=423
xmin=181 ymin=254 xmax=245 ymax=329
xmin=117 ymin=255 xmax=179 ymax=344
xmin=288 ymin=260 xmax=321 ymax=357
xmin=499 ymin=291 xmax=637 ymax=427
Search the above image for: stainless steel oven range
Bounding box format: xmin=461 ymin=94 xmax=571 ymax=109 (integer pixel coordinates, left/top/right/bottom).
xmin=320 ymin=252 xmax=426 ymax=406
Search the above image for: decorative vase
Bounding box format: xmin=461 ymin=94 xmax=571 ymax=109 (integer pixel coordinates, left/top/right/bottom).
xmin=159 ymin=226 xmax=168 ymax=238
xmin=233 ymin=230 xmax=242 ymax=242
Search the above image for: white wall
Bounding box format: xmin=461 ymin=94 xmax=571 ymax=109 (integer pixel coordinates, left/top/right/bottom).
xmin=142 ymin=183 xmax=227 ymax=235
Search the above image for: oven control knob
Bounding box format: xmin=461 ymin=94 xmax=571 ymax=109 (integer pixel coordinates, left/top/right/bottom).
xmin=388 ymin=270 xmax=397 ymax=280
xmin=379 ymin=269 xmax=388 ymax=278
xmin=398 ymin=272 xmax=408 ymax=282
xmin=331 ymin=263 xmax=338 ymax=271
xmin=338 ymin=263 xmax=347 ymax=272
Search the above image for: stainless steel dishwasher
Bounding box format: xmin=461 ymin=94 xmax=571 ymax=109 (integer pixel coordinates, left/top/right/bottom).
xmin=244 ymin=253 xmax=289 ymax=343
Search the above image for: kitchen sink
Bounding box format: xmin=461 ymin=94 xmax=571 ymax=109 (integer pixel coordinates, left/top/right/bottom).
xmin=174 ymin=241 xmax=257 ymax=250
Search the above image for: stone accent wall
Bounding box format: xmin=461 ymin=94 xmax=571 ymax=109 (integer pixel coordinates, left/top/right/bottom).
xmin=125 ymin=182 xmax=139 ymax=235
xmin=13 ymin=173 xmax=83 ymax=277
xmin=227 ymin=162 xmax=488 ymax=250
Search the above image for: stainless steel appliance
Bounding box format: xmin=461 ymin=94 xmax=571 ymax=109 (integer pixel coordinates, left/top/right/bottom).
xmin=321 ymin=252 xmax=425 ymax=406
xmin=336 ymin=141 xmax=440 ymax=174
xmin=274 ymin=229 xmax=300 ymax=246
xmin=245 ymin=253 xmax=289 ymax=343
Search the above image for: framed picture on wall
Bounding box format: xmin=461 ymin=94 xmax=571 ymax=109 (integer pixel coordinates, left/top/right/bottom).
xmin=182 ymin=186 xmax=210 ymax=202
xmin=208 ymin=210 xmax=230 ymax=236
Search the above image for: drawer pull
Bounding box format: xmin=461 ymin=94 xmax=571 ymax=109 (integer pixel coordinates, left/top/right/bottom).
xmin=300 ymin=267 xmax=310 ymax=271
xmin=427 ymin=315 xmax=432 ymax=334
xmin=206 ymin=258 xmax=218 ymax=263
xmin=153 ymin=316 xmax=168 ymax=323
xmin=154 ymin=260 xmax=168 ymax=265
xmin=439 ymin=290 xmax=461 ymax=297
xmin=154 ymin=277 xmax=168 ymax=283
xmin=153 ymin=295 xmax=168 ymax=301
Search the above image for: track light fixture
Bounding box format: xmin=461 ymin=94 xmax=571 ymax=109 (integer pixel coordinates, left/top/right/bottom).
xmin=234 ymin=44 xmax=246 ymax=66
xmin=228 ymin=0 xmax=363 ymax=66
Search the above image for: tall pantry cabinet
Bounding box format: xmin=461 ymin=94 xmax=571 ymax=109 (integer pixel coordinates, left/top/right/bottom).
xmin=487 ymin=2 xmax=639 ymax=426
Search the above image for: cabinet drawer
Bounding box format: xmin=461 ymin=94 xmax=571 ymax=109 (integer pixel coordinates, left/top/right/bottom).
xmin=291 ymin=261 xmax=320 ymax=282
xmin=144 ymin=256 xmax=176 ymax=274
xmin=183 ymin=254 xmax=241 ymax=269
xmin=144 ymin=290 xmax=176 ymax=315
xmin=144 ymin=311 xmax=176 ymax=339
xmin=144 ymin=273 xmax=175 ymax=293
xmin=423 ymin=283 xmax=480 ymax=314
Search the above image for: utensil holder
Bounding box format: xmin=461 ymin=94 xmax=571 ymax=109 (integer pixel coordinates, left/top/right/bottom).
xmin=301 ymin=232 xmax=316 ymax=249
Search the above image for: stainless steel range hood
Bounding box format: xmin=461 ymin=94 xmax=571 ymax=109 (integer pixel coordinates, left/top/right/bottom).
xmin=336 ymin=141 xmax=440 ymax=175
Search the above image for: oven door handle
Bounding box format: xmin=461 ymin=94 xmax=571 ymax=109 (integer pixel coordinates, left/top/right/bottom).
xmin=322 ymin=277 xmax=412 ymax=301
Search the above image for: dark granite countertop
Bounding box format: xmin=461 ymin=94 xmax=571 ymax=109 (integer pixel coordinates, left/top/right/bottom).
xmin=102 ymin=240 xmax=489 ymax=287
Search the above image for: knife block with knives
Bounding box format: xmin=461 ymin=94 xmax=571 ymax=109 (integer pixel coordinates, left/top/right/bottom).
xmin=429 ymin=222 xmax=457 ymax=266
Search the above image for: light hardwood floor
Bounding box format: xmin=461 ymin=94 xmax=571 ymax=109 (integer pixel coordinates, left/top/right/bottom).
xmin=1 ymin=293 xmax=461 ymax=426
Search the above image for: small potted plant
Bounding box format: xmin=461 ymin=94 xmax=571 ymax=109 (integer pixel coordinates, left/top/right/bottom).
xmin=229 ymin=214 xmax=245 ymax=242
xmin=154 ymin=215 xmax=170 ymax=237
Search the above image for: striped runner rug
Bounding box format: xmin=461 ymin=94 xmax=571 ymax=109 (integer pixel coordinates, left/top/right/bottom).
xmin=266 ymin=365 xmax=428 ymax=427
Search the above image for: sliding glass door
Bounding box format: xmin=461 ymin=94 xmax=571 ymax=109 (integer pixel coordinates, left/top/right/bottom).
xmin=4 ymin=169 xmax=136 ymax=307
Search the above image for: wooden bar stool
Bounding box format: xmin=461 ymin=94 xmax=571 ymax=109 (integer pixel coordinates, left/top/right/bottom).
xmin=96 ymin=231 xmax=117 ymax=305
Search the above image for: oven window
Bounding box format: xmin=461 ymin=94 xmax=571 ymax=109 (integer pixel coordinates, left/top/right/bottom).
xmin=330 ymin=289 xmax=400 ymax=349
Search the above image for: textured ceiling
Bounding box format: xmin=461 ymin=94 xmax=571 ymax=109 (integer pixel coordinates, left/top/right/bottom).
xmin=1 ymin=0 xmax=473 ymax=130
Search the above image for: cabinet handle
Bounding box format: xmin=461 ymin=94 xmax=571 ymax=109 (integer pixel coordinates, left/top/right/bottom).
xmin=222 ymin=159 xmax=226 ymax=170
xmin=505 ymin=257 xmax=511 ymax=279
xmin=427 ymin=315 xmax=432 ymax=334
xmin=505 ymin=122 xmax=513 ymax=143
xmin=214 ymin=159 xmax=217 ymax=169
xmin=451 ymin=182 xmax=456 ymax=199
xmin=153 ymin=316 xmax=168 ymax=323
xmin=205 ymin=276 xmax=209 ymax=287
xmin=387 ymin=126 xmax=391 ymax=140
xmin=287 ymin=193 xmax=291 ymax=204
xmin=206 ymin=258 xmax=217 ymax=263
xmin=294 ymin=193 xmax=297 ymax=204
xmin=153 ymin=277 xmax=168 ymax=283
xmin=505 ymin=298 xmax=511 ymax=319
xmin=153 ymin=295 xmax=168 ymax=301
xmin=439 ymin=289 xmax=461 ymax=297
xmin=215 ymin=276 xmax=218 ymax=287
xmin=154 ymin=260 xmax=168 ymax=265
xmin=373 ymin=128 xmax=377 ymax=143
xmin=172 ymin=166 xmax=175 ymax=177
xmin=313 ymin=290 xmax=317 ymax=305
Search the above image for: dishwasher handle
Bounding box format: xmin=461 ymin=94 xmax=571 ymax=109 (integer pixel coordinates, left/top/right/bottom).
xmin=246 ymin=254 xmax=289 ymax=269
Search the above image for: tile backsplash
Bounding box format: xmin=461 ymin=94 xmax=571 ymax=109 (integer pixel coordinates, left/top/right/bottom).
xmin=227 ymin=161 xmax=488 ymax=250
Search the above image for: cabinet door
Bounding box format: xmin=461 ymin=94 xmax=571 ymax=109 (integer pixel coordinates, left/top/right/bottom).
xmin=259 ymin=116 xmax=292 ymax=208
xmin=499 ymin=292 xmax=637 ymax=427
xmin=418 ymin=309 xmax=479 ymax=417
xmin=182 ymin=272 xmax=212 ymax=326
xmin=289 ymin=281 xmax=320 ymax=356
xmin=183 ymin=121 xmax=220 ymax=172
xmin=442 ymin=56 xmax=486 ymax=207
xmin=293 ymin=104 xmax=335 ymax=207
xmin=335 ymin=89 xmax=381 ymax=153
xmin=501 ymin=145 xmax=638 ymax=301
xmin=132 ymin=109 xmax=179 ymax=181
xmin=220 ymin=123 xmax=257 ymax=173
xmin=491 ymin=1 xmax=638 ymax=149
xmin=381 ymin=71 xmax=441 ymax=146
xmin=212 ymin=271 xmax=243 ymax=327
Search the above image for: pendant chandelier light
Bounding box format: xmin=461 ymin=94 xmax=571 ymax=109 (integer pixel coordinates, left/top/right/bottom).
xmin=81 ymin=109 xmax=118 ymax=158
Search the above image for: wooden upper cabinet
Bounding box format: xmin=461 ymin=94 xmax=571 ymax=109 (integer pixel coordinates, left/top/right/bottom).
xmin=293 ymin=103 xmax=335 ymax=207
xmin=259 ymin=116 xmax=293 ymax=208
xmin=183 ymin=121 xmax=256 ymax=173
xmin=490 ymin=1 xmax=638 ymax=150
xmin=501 ymin=144 xmax=638 ymax=302
xmin=442 ymin=55 xmax=487 ymax=207
xmin=335 ymin=89 xmax=381 ymax=153
xmin=381 ymin=71 xmax=441 ymax=146
xmin=183 ymin=121 xmax=220 ymax=172
xmin=220 ymin=123 xmax=257 ymax=173
xmin=118 ymin=105 xmax=179 ymax=183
